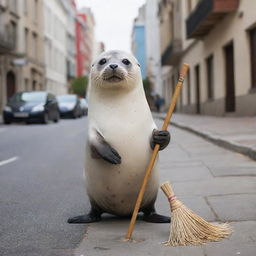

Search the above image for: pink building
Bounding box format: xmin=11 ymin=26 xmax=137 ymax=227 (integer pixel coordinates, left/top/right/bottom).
xmin=76 ymin=8 xmax=95 ymax=77
xmin=76 ymin=14 xmax=87 ymax=77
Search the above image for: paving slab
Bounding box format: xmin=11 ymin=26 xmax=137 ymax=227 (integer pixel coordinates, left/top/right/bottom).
xmin=156 ymin=192 xmax=217 ymax=222
xmin=171 ymin=177 xmax=256 ymax=197
xmin=160 ymin=165 xmax=213 ymax=182
xmin=207 ymin=194 xmax=256 ymax=221
xmin=204 ymin=221 xmax=256 ymax=256
xmin=208 ymin=165 xmax=256 ymax=177
xmin=74 ymin=221 xmax=205 ymax=256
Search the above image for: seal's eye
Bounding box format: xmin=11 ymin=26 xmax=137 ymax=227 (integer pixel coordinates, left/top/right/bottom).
xmin=122 ymin=59 xmax=131 ymax=65
xmin=99 ymin=58 xmax=107 ymax=65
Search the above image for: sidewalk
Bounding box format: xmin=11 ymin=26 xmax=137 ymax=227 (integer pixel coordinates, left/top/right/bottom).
xmin=156 ymin=113 xmax=256 ymax=161
xmin=75 ymin=118 xmax=256 ymax=256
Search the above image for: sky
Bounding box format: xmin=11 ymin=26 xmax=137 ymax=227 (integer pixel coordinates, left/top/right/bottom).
xmin=76 ymin=0 xmax=146 ymax=53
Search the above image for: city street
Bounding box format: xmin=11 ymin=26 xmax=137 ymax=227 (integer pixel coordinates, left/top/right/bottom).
xmin=0 ymin=117 xmax=89 ymax=256
xmin=1 ymin=117 xmax=256 ymax=255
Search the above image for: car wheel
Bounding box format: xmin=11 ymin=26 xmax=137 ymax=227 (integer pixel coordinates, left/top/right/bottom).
xmin=42 ymin=113 xmax=49 ymax=124
xmin=3 ymin=118 xmax=11 ymax=125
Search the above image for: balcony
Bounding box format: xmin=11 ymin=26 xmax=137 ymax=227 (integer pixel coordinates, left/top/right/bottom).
xmin=0 ymin=31 xmax=15 ymax=53
xmin=161 ymin=39 xmax=182 ymax=66
xmin=186 ymin=0 xmax=239 ymax=39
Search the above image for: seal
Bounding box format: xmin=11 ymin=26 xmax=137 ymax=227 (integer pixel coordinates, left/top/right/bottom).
xmin=68 ymin=50 xmax=170 ymax=224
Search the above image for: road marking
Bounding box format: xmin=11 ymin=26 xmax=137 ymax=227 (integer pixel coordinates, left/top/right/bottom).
xmin=0 ymin=157 xmax=19 ymax=167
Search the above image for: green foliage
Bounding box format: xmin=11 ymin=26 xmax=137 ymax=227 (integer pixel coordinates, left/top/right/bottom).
xmin=143 ymin=78 xmax=151 ymax=95
xmin=71 ymin=76 xmax=88 ymax=97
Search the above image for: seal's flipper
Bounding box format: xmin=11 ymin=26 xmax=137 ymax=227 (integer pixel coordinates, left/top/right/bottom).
xmin=90 ymin=131 xmax=121 ymax=164
xmin=68 ymin=209 xmax=102 ymax=224
xmin=142 ymin=203 xmax=170 ymax=223
xmin=150 ymin=129 xmax=170 ymax=150
xmin=67 ymin=214 xmax=101 ymax=223
xmin=143 ymin=212 xmax=170 ymax=223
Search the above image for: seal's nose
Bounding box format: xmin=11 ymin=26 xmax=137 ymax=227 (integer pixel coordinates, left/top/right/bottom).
xmin=109 ymin=64 xmax=118 ymax=70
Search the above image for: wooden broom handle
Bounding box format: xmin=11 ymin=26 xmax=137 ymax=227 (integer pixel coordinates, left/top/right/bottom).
xmin=125 ymin=63 xmax=189 ymax=241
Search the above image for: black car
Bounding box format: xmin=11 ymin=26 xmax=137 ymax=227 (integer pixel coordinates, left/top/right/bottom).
xmin=3 ymin=91 xmax=60 ymax=124
xmin=57 ymin=94 xmax=82 ymax=118
xmin=79 ymin=98 xmax=88 ymax=116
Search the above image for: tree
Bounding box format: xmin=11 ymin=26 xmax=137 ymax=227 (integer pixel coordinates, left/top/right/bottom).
xmin=143 ymin=78 xmax=151 ymax=95
xmin=71 ymin=76 xmax=88 ymax=97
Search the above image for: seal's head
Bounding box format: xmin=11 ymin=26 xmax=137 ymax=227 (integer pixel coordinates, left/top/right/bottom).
xmin=90 ymin=50 xmax=141 ymax=90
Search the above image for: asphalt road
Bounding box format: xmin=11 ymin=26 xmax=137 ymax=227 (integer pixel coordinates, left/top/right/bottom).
xmin=0 ymin=117 xmax=89 ymax=256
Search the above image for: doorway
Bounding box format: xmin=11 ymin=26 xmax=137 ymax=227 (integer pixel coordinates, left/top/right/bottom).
xmin=195 ymin=65 xmax=200 ymax=114
xmin=249 ymin=27 xmax=256 ymax=89
xmin=6 ymin=71 xmax=16 ymax=99
xmin=224 ymin=42 xmax=235 ymax=112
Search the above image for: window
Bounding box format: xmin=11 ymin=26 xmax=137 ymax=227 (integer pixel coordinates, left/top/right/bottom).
xmin=24 ymin=28 xmax=28 ymax=54
xmin=206 ymin=55 xmax=214 ymax=100
xmin=249 ymin=27 xmax=256 ymax=89
xmin=195 ymin=64 xmax=201 ymax=114
xmin=10 ymin=21 xmax=17 ymax=48
xmin=32 ymin=32 xmax=37 ymax=59
xmin=24 ymin=78 xmax=29 ymax=90
xmin=32 ymin=80 xmax=37 ymax=91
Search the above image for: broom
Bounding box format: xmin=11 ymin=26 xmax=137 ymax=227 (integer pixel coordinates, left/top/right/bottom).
xmin=161 ymin=181 xmax=232 ymax=246
xmin=124 ymin=63 xmax=190 ymax=241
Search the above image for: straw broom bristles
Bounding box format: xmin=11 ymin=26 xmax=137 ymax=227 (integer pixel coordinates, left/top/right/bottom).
xmin=161 ymin=181 xmax=233 ymax=246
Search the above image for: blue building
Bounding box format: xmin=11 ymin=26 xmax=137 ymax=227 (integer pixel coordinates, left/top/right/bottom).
xmin=132 ymin=5 xmax=147 ymax=80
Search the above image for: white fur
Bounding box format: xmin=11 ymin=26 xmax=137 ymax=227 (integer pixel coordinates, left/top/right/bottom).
xmin=85 ymin=51 xmax=159 ymax=216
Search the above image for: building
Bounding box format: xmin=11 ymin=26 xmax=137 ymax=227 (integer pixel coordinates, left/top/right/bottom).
xmin=63 ymin=0 xmax=77 ymax=91
xmin=159 ymin=0 xmax=256 ymax=116
xmin=158 ymin=0 xmax=186 ymax=108
xmin=0 ymin=0 xmax=45 ymax=112
xmin=80 ymin=8 xmax=95 ymax=75
xmin=43 ymin=0 xmax=68 ymax=95
xmin=0 ymin=0 xmax=20 ymax=112
xmin=145 ymin=0 xmax=163 ymax=96
xmin=131 ymin=5 xmax=147 ymax=80
xmin=76 ymin=8 xmax=95 ymax=77
xmin=76 ymin=13 xmax=87 ymax=77
xmin=18 ymin=0 xmax=45 ymax=92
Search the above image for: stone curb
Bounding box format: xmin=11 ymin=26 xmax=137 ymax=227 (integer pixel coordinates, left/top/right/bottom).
xmin=156 ymin=115 xmax=256 ymax=161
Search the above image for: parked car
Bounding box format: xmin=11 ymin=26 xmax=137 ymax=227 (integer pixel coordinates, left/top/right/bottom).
xmin=3 ymin=91 xmax=60 ymax=124
xmin=57 ymin=94 xmax=82 ymax=118
xmin=80 ymin=98 xmax=88 ymax=116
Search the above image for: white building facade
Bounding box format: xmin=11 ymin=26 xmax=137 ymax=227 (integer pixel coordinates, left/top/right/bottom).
xmin=159 ymin=0 xmax=256 ymax=116
xmin=145 ymin=0 xmax=163 ymax=97
xmin=43 ymin=0 xmax=68 ymax=95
